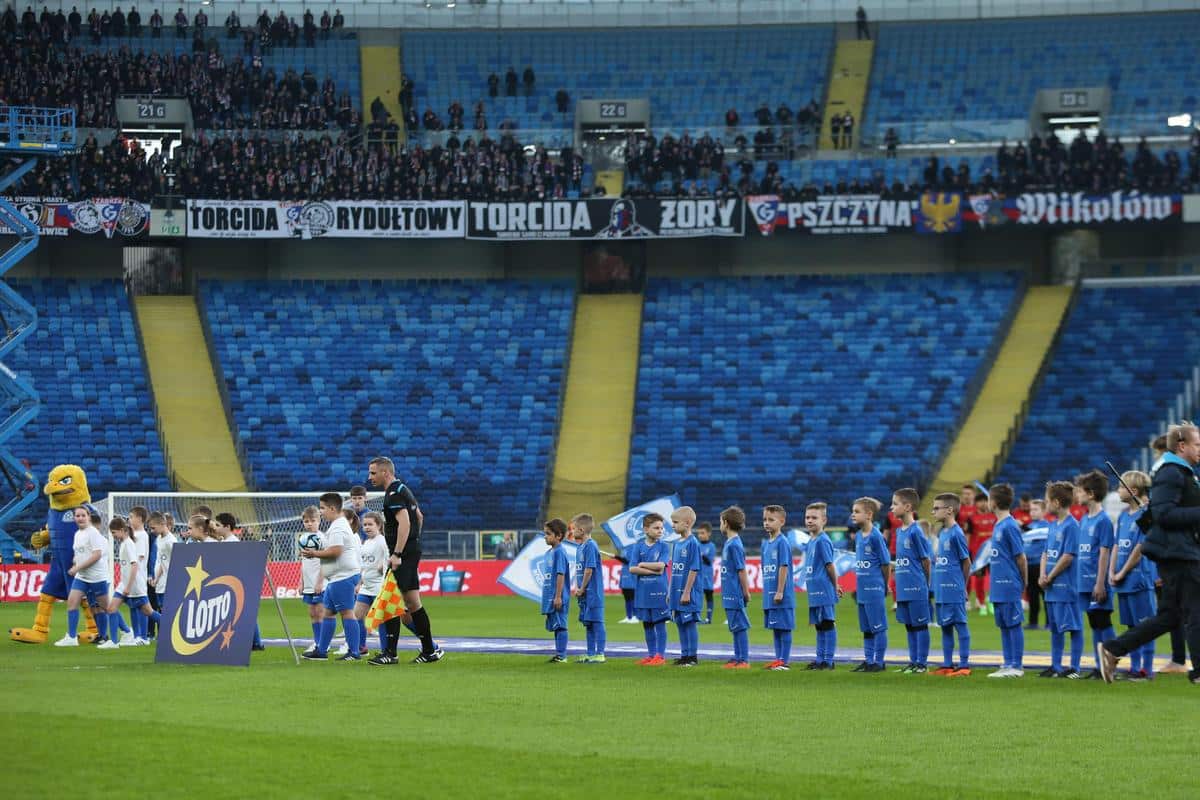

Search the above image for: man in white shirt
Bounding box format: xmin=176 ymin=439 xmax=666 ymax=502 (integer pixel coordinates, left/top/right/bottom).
xmin=301 ymin=493 xmax=362 ymax=660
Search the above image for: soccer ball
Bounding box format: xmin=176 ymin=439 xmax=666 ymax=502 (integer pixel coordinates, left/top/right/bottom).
xmin=297 ymin=531 xmax=323 ymax=552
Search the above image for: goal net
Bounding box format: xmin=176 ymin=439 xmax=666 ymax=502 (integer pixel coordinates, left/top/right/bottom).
xmin=100 ymin=492 xmax=387 ymax=598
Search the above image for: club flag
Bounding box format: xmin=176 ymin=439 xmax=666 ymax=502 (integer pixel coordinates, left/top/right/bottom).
xmin=601 ymin=494 xmax=683 ymax=548
xmin=971 ymin=527 xmax=1049 ymax=573
xmin=365 ymin=570 xmax=404 ymax=633
xmin=498 ymin=536 xmax=579 ymax=602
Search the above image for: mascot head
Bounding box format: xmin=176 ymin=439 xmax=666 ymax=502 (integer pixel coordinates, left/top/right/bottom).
xmin=44 ymin=464 xmax=90 ymax=511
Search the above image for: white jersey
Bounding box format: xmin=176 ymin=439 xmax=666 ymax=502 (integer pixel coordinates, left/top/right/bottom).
xmin=154 ymin=533 xmax=177 ymax=594
xmin=321 ymin=516 xmax=361 ymax=582
xmin=102 ymin=527 xmax=116 ymax=584
xmin=118 ymin=537 xmax=148 ymax=597
xmin=359 ymin=535 xmax=389 ymax=596
xmin=72 ymin=526 xmax=110 ymax=584
xmin=222 ymin=534 xmax=241 ymax=543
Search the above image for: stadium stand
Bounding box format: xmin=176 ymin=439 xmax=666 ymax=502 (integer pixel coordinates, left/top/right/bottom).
xmin=625 ymin=272 xmax=1021 ymax=524
xmin=400 ymin=27 xmax=834 ymax=133
xmin=199 ymin=279 xmax=573 ymax=528
xmin=864 ymin=12 xmax=1200 ymax=144
xmin=7 ymin=279 xmax=167 ymax=490
xmin=998 ymin=283 xmax=1200 ymax=494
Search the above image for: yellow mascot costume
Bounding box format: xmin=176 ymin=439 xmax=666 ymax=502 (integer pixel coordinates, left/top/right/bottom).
xmin=10 ymin=465 xmax=101 ymax=643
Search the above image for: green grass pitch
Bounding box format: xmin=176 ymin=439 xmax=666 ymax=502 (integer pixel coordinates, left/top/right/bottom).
xmin=1 ymin=597 xmax=1196 ymax=799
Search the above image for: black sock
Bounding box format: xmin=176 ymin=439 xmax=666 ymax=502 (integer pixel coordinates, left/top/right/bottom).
xmin=383 ymin=617 xmax=402 ymax=655
xmin=411 ymin=607 xmax=435 ymax=653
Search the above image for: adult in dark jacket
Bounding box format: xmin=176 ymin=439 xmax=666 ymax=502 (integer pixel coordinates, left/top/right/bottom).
xmin=1100 ymin=422 xmax=1200 ymax=683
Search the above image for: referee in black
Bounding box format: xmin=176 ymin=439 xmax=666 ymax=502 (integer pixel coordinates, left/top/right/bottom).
xmin=1099 ymin=422 xmax=1200 ymax=684
xmin=367 ymin=456 xmax=443 ymax=665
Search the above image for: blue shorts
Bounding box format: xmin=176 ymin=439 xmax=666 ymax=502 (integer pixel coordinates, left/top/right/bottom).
xmin=1118 ymin=590 xmax=1156 ymax=627
xmin=1080 ymin=589 xmax=1113 ymax=613
xmin=672 ymin=609 xmax=701 ymax=625
xmin=156 ymin=590 xmax=168 ymax=605
xmin=544 ymin=611 xmax=567 ymax=632
xmin=578 ymin=600 xmax=605 ymax=624
xmin=724 ymin=606 xmax=750 ymax=633
xmin=322 ymin=575 xmax=358 ymax=613
xmin=857 ymin=600 xmax=889 ymax=634
xmin=936 ymin=602 xmax=968 ymax=626
xmin=808 ymin=604 xmax=836 ymax=625
xmin=763 ymin=608 xmax=795 ymax=631
xmin=636 ymin=606 xmax=670 ymax=624
xmin=114 ymin=593 xmax=150 ymax=611
xmin=302 ymin=592 xmax=323 ymax=606
xmin=895 ymin=598 xmax=931 ymax=626
xmin=992 ymin=600 xmax=1024 ymax=629
xmin=356 ymin=593 xmax=376 ymax=606
xmin=69 ymin=578 xmax=109 ymax=605
xmin=1045 ymin=600 xmax=1083 ymax=633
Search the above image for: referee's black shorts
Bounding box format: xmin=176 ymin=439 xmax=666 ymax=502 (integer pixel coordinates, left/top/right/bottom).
xmin=392 ymin=549 xmax=422 ymax=592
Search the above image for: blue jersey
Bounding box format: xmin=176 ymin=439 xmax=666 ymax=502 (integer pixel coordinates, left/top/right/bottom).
xmin=720 ymin=536 xmax=746 ymax=609
xmin=854 ymin=526 xmax=891 ymax=600
xmin=761 ymin=535 xmax=795 ymax=610
xmin=1075 ymin=510 xmax=1114 ymax=594
xmin=619 ymin=542 xmax=638 ymax=590
xmin=1112 ymin=509 xmax=1151 ymax=593
xmin=803 ymin=532 xmax=838 ymax=607
xmin=575 ymin=538 xmax=604 ymax=608
xmin=933 ymin=524 xmax=970 ymax=604
xmin=893 ymin=523 xmax=931 ymax=600
xmin=1043 ymin=515 xmax=1079 ymax=603
xmin=633 ymin=539 xmax=669 ymax=610
xmin=988 ymin=516 xmax=1025 ymax=603
xmin=669 ymin=535 xmax=702 ymax=612
xmin=539 ymin=546 xmax=570 ymax=615
xmin=698 ymin=540 xmax=717 ymax=590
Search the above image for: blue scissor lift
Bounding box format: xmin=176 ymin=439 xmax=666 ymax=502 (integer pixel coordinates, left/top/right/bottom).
xmin=0 ymin=106 xmax=77 ymax=546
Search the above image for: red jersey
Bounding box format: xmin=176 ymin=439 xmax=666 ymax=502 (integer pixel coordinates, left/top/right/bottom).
xmin=1012 ymin=508 xmax=1032 ymax=528
xmin=1068 ymin=504 xmax=1087 ymax=521
xmin=969 ymin=509 xmax=997 ymax=541
xmin=957 ymin=504 xmax=977 ymax=536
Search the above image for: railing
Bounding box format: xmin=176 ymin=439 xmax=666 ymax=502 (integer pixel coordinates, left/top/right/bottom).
xmin=0 ymin=106 xmax=76 ymax=154
xmin=1134 ymin=365 xmax=1200 ymax=473
xmin=36 ymin=1 xmax=1195 ymax=31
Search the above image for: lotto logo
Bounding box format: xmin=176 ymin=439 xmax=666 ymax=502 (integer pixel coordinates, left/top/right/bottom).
xmin=935 ymin=556 xmax=950 ymax=567
xmin=1046 ymin=549 xmax=1059 ymax=559
xmin=854 ymin=560 xmax=872 ymax=570
xmin=1078 ymin=543 xmax=1093 ymax=554
xmin=989 ymin=548 xmax=1000 ymax=559
xmin=1119 ymin=538 xmax=1132 ymax=548
xmin=894 ymin=557 xmax=911 ymax=568
xmin=761 ymin=564 xmax=778 ymax=576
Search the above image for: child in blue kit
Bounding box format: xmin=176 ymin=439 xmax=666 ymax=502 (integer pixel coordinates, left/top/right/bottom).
xmin=802 ymin=502 xmax=841 ymax=670
xmin=931 ymin=493 xmax=972 ymax=676
xmin=1109 ymin=470 xmax=1156 ymax=680
xmin=1039 ymin=481 xmax=1084 ymax=678
xmin=540 ymin=518 xmax=571 ymax=663
xmin=1074 ymin=470 xmax=1116 ymax=678
xmin=851 ymin=497 xmax=891 ymax=673
xmin=891 ymin=488 xmax=932 ymax=674
xmin=761 ymin=504 xmax=795 ymax=671
xmin=668 ymin=507 xmax=702 ymax=666
xmin=697 ymin=522 xmax=717 ymax=624
xmin=631 ymin=513 xmax=670 ymax=666
xmin=985 ymin=484 xmax=1028 ymax=678
xmin=570 ymin=513 xmax=606 ymax=664
xmin=719 ymin=506 xmax=751 ymax=669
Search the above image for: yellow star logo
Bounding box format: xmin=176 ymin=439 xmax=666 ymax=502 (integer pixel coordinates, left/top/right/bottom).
xmin=184 ymin=557 xmax=209 ymax=601
xmin=219 ymin=624 xmax=235 ymax=650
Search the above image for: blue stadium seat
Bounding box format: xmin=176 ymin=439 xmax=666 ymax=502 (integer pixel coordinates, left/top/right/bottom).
xmin=626 ymin=273 xmax=1020 ymax=524
xmin=402 ymin=28 xmax=834 ymax=135
xmin=7 ymin=280 xmax=167 ymax=493
xmin=864 ymin=13 xmax=1200 ymax=143
xmin=998 ymin=284 xmax=1200 ymax=494
xmin=200 ymin=279 xmax=573 ymax=528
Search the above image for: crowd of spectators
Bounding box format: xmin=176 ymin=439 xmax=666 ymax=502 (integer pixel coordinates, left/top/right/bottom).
xmin=27 ymin=129 xmax=591 ymax=202
xmin=0 ymin=33 xmax=360 ymax=130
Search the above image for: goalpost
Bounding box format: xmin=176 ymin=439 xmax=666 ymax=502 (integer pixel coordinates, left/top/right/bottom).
xmin=99 ymin=491 xmax=387 ymax=598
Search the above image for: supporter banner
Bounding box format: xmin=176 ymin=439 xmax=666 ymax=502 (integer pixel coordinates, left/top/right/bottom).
xmin=964 ymin=191 xmax=1182 ymax=228
xmin=155 ymin=542 xmax=268 ymax=666
xmin=746 ymin=194 xmax=931 ymax=235
xmin=466 ymin=198 xmax=743 ymax=240
xmin=186 ymin=200 xmax=466 ymax=239
xmin=0 ymin=196 xmax=150 ymax=238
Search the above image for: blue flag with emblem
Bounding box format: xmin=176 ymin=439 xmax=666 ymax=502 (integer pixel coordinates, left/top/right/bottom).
xmin=971 ymin=527 xmax=1049 ymax=573
xmin=601 ymin=494 xmax=683 ymax=549
xmin=498 ymin=536 xmax=580 ymax=603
